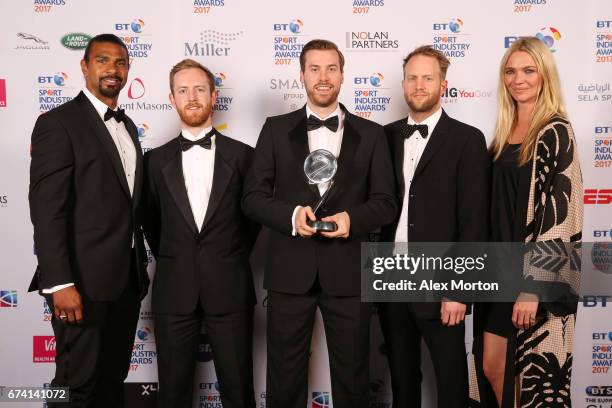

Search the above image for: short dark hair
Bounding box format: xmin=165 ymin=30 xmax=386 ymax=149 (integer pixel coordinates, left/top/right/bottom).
xmin=169 ymin=59 xmax=216 ymax=94
xmin=83 ymin=34 xmax=129 ymax=63
xmin=299 ymin=39 xmax=345 ymax=72
xmin=402 ymin=45 xmax=450 ymax=79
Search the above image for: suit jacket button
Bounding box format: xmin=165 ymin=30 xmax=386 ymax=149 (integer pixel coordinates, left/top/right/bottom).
xmin=409 ymin=223 xmax=414 ymax=228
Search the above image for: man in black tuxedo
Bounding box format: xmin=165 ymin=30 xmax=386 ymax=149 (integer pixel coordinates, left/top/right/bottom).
xmin=142 ymin=59 xmax=257 ymax=408
xmin=379 ymin=45 xmax=489 ymax=407
xmin=242 ymin=39 xmax=397 ymax=408
xmin=29 ymin=34 xmax=149 ymax=407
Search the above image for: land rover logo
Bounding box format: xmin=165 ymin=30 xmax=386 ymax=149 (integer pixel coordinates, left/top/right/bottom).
xmin=61 ymin=33 xmax=91 ymax=50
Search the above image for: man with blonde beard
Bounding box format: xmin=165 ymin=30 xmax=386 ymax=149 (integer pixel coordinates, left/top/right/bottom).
xmin=379 ymin=45 xmax=489 ymax=407
xmin=142 ymin=59 xmax=258 ymax=408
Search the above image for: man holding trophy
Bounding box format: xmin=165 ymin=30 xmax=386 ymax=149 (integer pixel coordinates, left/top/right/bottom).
xmin=242 ymin=39 xmax=397 ymax=408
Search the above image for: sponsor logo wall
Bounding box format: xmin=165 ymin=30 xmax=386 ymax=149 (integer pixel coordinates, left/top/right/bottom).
xmin=0 ymin=1 xmax=610 ymax=407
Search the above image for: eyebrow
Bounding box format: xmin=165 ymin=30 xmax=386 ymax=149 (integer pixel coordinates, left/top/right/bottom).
xmin=175 ymin=84 xmax=208 ymax=89
xmin=505 ymin=65 xmax=537 ymax=69
xmin=95 ymin=55 xmax=127 ymax=62
xmin=308 ymin=64 xmax=338 ymax=68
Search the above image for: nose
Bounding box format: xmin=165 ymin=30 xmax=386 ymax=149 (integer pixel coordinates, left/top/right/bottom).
xmin=319 ymin=69 xmax=330 ymax=82
xmin=188 ymin=88 xmax=198 ymax=100
xmin=513 ymin=71 xmax=526 ymax=84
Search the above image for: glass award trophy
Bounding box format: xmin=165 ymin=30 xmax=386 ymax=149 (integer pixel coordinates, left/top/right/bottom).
xmin=303 ymin=149 xmax=338 ymax=232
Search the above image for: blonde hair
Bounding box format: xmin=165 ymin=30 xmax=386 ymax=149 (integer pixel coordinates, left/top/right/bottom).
xmin=402 ymin=45 xmax=450 ymax=80
xmin=491 ymin=37 xmax=567 ymax=165
xmin=169 ymin=58 xmax=215 ymax=94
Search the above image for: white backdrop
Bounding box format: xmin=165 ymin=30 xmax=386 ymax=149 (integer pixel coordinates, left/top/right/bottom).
xmin=0 ymin=1 xmax=611 ymax=407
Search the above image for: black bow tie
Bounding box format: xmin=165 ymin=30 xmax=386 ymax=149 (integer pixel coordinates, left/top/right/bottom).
xmin=307 ymin=115 xmax=339 ymax=132
xmin=104 ymin=107 xmax=125 ymax=123
xmin=179 ymin=130 xmax=215 ymax=151
xmin=403 ymin=123 xmax=428 ymax=138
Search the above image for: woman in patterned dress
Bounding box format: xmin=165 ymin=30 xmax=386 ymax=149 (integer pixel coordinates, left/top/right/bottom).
xmin=470 ymin=37 xmax=583 ymax=407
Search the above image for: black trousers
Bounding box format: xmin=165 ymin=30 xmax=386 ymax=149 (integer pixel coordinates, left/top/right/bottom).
xmin=379 ymin=303 xmax=468 ymax=408
xmin=266 ymin=288 xmax=370 ymax=408
xmin=46 ymin=285 xmax=140 ymax=408
xmin=154 ymin=306 xmax=255 ymax=408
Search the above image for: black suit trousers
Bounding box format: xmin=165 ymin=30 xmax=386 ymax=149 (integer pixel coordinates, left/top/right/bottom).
xmin=46 ymin=283 xmax=140 ymax=408
xmin=379 ymin=302 xmax=468 ymax=408
xmin=154 ymin=307 xmax=255 ymax=408
xmin=266 ymin=288 xmax=370 ymax=408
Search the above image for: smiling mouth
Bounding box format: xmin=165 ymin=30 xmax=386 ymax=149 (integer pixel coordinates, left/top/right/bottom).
xmin=101 ymin=77 xmax=122 ymax=86
xmin=315 ymin=84 xmax=333 ymax=92
xmin=186 ymin=104 xmax=203 ymax=111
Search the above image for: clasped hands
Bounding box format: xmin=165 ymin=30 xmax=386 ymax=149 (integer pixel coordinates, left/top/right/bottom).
xmin=295 ymin=206 xmax=350 ymax=239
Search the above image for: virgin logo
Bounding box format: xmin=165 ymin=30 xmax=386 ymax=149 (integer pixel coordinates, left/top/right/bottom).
xmin=33 ymin=335 xmax=56 ymax=362
xmin=128 ymin=78 xmax=145 ymax=99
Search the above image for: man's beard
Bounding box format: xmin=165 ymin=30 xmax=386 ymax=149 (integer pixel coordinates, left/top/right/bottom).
xmin=177 ymin=102 xmax=212 ymax=127
xmin=307 ymin=82 xmax=341 ymax=108
xmin=407 ymin=93 xmax=440 ymax=114
xmin=98 ymin=76 xmax=123 ymax=98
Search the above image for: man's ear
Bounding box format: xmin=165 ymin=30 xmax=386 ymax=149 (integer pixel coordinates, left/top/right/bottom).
xmin=169 ymin=92 xmax=176 ymax=110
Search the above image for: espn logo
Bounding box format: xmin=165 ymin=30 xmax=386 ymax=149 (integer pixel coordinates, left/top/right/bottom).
xmin=585 ymin=189 xmax=612 ymax=204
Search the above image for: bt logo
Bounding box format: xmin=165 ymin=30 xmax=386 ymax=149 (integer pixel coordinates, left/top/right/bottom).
xmin=137 ymin=123 xmax=149 ymax=138
xmin=596 ymin=21 xmax=612 ymax=29
xmin=592 ymin=332 xmax=612 ymax=341
xmin=582 ymin=295 xmax=612 ymax=307
xmin=433 ymin=18 xmax=463 ymax=33
xmin=214 ymin=72 xmax=226 ymax=87
xmin=536 ymin=27 xmax=561 ymax=51
xmin=595 ymin=126 xmax=612 ymax=134
xmin=273 ymin=19 xmax=304 ymax=34
xmin=38 ymin=72 xmax=68 ymax=86
xmin=115 ymin=18 xmax=145 ymax=33
xmin=354 ymin=73 xmax=384 ymax=87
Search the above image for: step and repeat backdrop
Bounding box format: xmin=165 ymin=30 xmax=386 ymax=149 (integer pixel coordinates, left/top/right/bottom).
xmin=0 ymin=1 xmax=611 ymax=407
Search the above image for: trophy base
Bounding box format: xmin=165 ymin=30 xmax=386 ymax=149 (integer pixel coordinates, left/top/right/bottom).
xmin=307 ymin=219 xmax=338 ymax=232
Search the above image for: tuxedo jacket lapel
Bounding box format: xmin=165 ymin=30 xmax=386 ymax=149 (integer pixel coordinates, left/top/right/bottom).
xmin=413 ymin=110 xmax=450 ymax=180
xmin=392 ymin=123 xmax=407 ymax=200
xmin=161 ymin=138 xmax=199 ymax=234
xmin=201 ymin=131 xmax=233 ymax=231
xmin=289 ymin=109 xmax=321 ymax=200
xmin=333 ymin=110 xmax=361 ymax=198
xmin=123 ymin=118 xmax=143 ymax=208
xmin=76 ymin=92 xmax=132 ymax=199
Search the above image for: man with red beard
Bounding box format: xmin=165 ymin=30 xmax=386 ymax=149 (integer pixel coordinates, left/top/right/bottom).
xmin=242 ymin=39 xmax=397 ymax=408
xmin=379 ymin=45 xmax=489 ymax=407
xmin=29 ymin=34 xmax=149 ymax=407
xmin=142 ymin=59 xmax=258 ymax=408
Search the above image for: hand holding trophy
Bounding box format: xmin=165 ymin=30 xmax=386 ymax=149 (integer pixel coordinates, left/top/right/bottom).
xmin=303 ymin=149 xmax=338 ymax=232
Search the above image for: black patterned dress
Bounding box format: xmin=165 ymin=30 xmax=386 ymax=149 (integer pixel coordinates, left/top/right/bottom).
xmin=470 ymin=118 xmax=583 ymax=408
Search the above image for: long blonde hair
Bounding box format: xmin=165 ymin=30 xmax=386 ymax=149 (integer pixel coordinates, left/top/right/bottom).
xmin=491 ymin=37 xmax=567 ymax=165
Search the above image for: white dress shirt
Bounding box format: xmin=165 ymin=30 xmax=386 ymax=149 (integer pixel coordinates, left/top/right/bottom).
xmin=83 ymin=87 xmax=136 ymax=196
xmin=394 ymin=108 xmax=443 ymax=243
xmin=181 ymin=126 xmax=216 ymax=232
xmin=44 ymin=88 xmax=138 ymax=293
xmin=291 ymin=104 xmax=345 ymax=235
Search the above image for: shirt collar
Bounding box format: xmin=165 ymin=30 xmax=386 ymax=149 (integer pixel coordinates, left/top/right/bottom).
xmin=82 ymin=87 xmax=116 ymax=122
xmin=181 ymin=126 xmax=215 ymax=146
xmin=306 ymin=103 xmax=344 ymax=132
xmin=407 ymin=107 xmax=443 ymax=136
